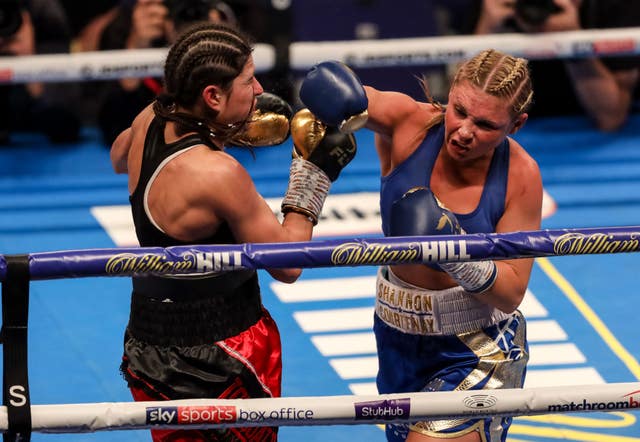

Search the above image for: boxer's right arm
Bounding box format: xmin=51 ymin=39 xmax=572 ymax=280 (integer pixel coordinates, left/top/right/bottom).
xmin=300 ymin=62 xmax=429 ymax=142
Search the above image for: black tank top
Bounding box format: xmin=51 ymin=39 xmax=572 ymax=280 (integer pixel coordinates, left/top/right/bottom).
xmin=130 ymin=116 xmax=235 ymax=247
xmin=127 ymin=116 xmax=262 ymax=346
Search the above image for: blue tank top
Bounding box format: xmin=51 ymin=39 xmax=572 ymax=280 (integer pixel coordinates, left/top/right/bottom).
xmin=380 ymin=122 xmax=509 ymax=235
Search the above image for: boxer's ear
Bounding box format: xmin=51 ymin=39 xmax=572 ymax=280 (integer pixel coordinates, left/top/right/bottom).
xmin=510 ymin=113 xmax=528 ymax=134
xmin=203 ymin=85 xmax=223 ymax=110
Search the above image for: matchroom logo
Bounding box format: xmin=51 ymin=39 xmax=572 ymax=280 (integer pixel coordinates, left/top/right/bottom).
xmin=146 ymin=406 xmax=237 ymax=425
xmin=354 ymin=398 xmax=411 ymax=421
xmin=547 ymin=390 xmax=640 ymax=412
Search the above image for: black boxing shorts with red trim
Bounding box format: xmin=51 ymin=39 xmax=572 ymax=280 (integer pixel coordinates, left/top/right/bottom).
xmin=123 ymin=310 xmax=282 ymax=442
xmin=122 ymin=270 xmax=281 ymax=440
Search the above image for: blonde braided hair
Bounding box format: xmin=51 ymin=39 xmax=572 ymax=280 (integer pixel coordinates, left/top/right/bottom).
xmin=453 ymin=49 xmax=533 ymax=117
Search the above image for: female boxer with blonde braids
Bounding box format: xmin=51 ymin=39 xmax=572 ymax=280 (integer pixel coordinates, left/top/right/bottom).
xmin=110 ymin=22 xmax=356 ymax=442
xmin=299 ymin=49 xmax=542 ymax=441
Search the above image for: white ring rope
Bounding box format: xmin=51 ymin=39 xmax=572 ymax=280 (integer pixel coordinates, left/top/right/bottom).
xmin=291 ymin=27 xmax=640 ymax=69
xmin=0 ymin=44 xmax=275 ymax=84
xmin=0 ymin=27 xmax=638 ymax=83
xmin=1 ymin=383 xmax=638 ymax=433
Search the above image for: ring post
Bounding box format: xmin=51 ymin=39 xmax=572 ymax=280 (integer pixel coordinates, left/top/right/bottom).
xmin=1 ymin=255 xmax=31 ymax=442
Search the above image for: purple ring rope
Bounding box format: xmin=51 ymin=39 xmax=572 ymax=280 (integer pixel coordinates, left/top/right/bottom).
xmin=1 ymin=226 xmax=638 ymax=281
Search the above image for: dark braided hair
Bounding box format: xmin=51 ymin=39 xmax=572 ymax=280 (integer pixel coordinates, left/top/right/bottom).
xmin=153 ymin=22 xmax=254 ymax=145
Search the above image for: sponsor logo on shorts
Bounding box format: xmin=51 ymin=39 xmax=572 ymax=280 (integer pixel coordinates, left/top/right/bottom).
xmin=547 ymin=391 xmax=640 ymax=412
xmin=146 ymin=406 xmax=237 ymax=425
xmin=354 ymin=398 xmax=410 ymax=420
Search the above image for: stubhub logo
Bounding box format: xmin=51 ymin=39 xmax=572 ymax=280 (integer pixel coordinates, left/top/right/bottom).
xmin=146 ymin=406 xmax=237 ymax=425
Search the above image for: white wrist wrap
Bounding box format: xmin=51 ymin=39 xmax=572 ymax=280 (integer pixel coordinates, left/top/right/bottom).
xmin=281 ymin=158 xmax=331 ymax=225
xmin=440 ymin=260 xmax=498 ymax=294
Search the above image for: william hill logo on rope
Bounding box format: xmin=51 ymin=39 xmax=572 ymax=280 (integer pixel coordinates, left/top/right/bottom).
xmin=146 ymin=406 xmax=237 ymax=425
xmin=354 ymin=398 xmax=411 ymax=421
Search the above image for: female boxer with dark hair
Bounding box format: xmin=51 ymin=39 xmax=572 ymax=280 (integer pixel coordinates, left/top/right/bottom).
xmin=111 ymin=22 xmax=356 ymax=442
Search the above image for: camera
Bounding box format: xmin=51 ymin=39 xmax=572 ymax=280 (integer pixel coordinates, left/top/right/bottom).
xmin=164 ymin=0 xmax=217 ymax=28
xmin=515 ymin=0 xmax=561 ymax=26
xmin=0 ymin=0 xmax=22 ymax=38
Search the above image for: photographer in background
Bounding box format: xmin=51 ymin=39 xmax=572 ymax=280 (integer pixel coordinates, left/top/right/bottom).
xmin=0 ymin=0 xmax=81 ymax=144
xmin=96 ymin=0 xmax=236 ymax=146
xmin=467 ymin=0 xmax=640 ymax=131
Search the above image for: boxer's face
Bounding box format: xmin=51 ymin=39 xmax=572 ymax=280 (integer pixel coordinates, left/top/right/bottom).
xmin=443 ymin=81 xmax=524 ymax=162
xmin=216 ymin=56 xmax=264 ymax=126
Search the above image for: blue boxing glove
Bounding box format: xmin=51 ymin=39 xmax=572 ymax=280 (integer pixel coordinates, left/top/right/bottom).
xmin=389 ymin=187 xmax=497 ymax=294
xmin=299 ymin=60 xmax=368 ymax=133
xmin=389 ymin=187 xmax=463 ymax=271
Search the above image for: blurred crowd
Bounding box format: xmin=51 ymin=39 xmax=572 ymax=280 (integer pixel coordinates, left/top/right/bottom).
xmin=0 ymin=0 xmax=638 ymax=146
xmin=0 ymin=0 xmax=291 ymax=145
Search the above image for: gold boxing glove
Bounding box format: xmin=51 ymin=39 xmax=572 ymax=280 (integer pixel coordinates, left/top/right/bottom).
xmin=228 ymin=93 xmax=293 ymax=147
xmin=290 ymin=108 xmax=357 ymax=182
xmin=290 ymin=108 xmax=327 ymax=158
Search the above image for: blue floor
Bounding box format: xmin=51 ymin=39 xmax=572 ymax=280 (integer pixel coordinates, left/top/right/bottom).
xmin=1 ymin=113 xmax=640 ymax=441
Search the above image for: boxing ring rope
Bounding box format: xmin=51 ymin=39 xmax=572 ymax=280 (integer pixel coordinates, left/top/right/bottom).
xmin=1 ymin=383 xmax=639 ymax=433
xmin=0 ymin=27 xmax=639 ymax=83
xmin=0 ymin=44 xmax=276 ymax=84
xmin=290 ymin=26 xmax=640 ymax=69
xmin=1 ymin=226 xmax=640 ymax=438
xmin=1 ymin=226 xmax=640 ymax=281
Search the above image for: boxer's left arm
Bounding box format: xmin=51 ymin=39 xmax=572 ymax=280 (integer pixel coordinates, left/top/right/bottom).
xmin=111 ymin=127 xmax=132 ymax=174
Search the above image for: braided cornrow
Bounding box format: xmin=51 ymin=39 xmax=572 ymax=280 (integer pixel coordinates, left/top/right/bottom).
xmin=453 ymin=49 xmax=533 ymax=117
xmin=471 ymin=49 xmax=494 ymax=87
xmin=153 ymin=22 xmax=254 ymax=144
